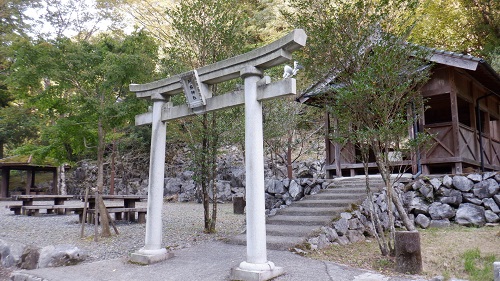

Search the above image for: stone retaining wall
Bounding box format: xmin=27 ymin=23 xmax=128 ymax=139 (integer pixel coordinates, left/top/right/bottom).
xmin=308 ymin=172 xmax=500 ymax=249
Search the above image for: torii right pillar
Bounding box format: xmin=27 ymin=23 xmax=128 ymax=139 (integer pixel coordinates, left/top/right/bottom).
xmin=230 ymin=66 xmax=283 ymax=280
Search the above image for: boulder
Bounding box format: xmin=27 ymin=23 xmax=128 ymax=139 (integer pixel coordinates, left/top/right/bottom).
xmin=483 ymin=171 xmax=497 ymax=180
xmin=467 ymin=173 xmax=483 ymax=182
xmin=317 ymin=234 xmax=331 ymax=250
xmin=288 ymin=180 xmax=303 ymax=200
xmin=437 ymin=188 xmax=462 ymax=207
xmin=495 ymin=194 xmax=500 ymax=206
xmin=336 ymin=235 xmax=350 ymax=246
xmin=456 ymin=203 xmax=486 ymax=227
xmin=340 ymin=212 xmax=352 ymax=220
xmin=463 ymin=193 xmax=483 ymax=205
xmin=346 ymin=230 xmax=365 ymax=243
xmin=409 ymin=197 xmax=430 ymax=215
xmin=452 ymin=176 xmax=474 ymax=192
xmin=482 ymin=198 xmax=500 ymax=213
xmin=17 ymin=246 xmax=40 ymax=270
xmin=428 ymin=202 xmax=456 ymax=220
xmin=419 ymin=184 xmax=434 ymax=201
xmin=429 ymin=219 xmax=451 ymax=228
xmin=310 ymin=184 xmax=321 ymax=195
xmin=429 ymin=178 xmax=442 ymax=190
xmin=38 ymin=245 xmax=87 ymax=268
xmin=333 ymin=218 xmax=349 ymax=236
xmin=485 ymin=210 xmax=500 ymax=223
xmin=473 ymin=179 xmax=500 ymax=199
xmin=164 ymin=177 xmax=182 ymax=195
xmin=414 ymin=214 xmax=430 ymax=229
xmin=442 ymin=175 xmax=453 ymax=188
xmin=322 ymin=227 xmax=339 ymax=243
xmin=0 ymin=240 xmax=24 ymax=268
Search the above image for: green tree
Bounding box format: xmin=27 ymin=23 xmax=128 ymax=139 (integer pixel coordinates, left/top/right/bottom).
xmin=410 ymin=0 xmax=499 ymax=71
xmin=160 ymin=0 xmax=250 ymax=233
xmin=7 ymin=30 xmax=159 ymax=237
xmin=287 ymin=0 xmax=430 ymax=256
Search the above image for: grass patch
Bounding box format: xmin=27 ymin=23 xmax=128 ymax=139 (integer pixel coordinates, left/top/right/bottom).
xmin=463 ymin=248 xmax=496 ymax=281
xmin=308 ymin=225 xmax=500 ymax=279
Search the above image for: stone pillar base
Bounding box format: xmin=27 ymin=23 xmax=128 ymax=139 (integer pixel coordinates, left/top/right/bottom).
xmin=129 ymin=248 xmax=174 ymax=265
xmin=230 ymin=262 xmax=284 ymax=281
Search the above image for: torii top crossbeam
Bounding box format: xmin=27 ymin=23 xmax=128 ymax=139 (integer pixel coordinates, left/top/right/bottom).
xmin=129 ymin=29 xmax=306 ymax=99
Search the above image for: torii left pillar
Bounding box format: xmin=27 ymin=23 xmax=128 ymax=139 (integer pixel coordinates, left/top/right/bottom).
xmin=130 ymin=94 xmax=174 ymax=264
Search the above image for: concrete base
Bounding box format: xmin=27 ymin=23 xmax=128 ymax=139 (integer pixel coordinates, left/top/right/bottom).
xmin=129 ymin=248 xmax=174 ymax=265
xmin=230 ymin=263 xmax=284 ymax=281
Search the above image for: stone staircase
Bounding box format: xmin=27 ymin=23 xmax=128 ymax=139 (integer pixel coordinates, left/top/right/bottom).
xmin=227 ymin=176 xmax=389 ymax=250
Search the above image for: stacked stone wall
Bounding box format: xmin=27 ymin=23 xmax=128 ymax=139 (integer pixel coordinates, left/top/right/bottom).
xmin=308 ymin=172 xmax=500 ymax=249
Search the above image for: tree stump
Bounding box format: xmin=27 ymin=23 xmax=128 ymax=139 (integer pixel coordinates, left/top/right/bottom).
xmin=233 ymin=196 xmax=246 ymax=214
xmin=395 ymin=231 xmax=422 ymax=274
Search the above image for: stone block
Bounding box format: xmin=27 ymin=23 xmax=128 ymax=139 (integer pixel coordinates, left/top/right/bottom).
xmin=473 ymin=179 xmax=500 ymax=199
xmin=483 ymin=198 xmax=500 ymax=213
xmin=429 ymin=219 xmax=451 ymax=228
xmin=38 ymin=245 xmax=87 ymax=268
xmin=415 ymin=214 xmax=430 ymax=229
xmin=485 ymin=210 xmax=500 ymax=223
xmin=429 ymin=202 xmax=455 ymax=220
xmin=395 ymin=231 xmax=422 ymax=274
xmin=452 ymin=176 xmax=473 ymax=192
xmin=456 ymin=203 xmax=486 ymax=227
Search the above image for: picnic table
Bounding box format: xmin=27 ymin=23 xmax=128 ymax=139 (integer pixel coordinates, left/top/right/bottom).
xmin=83 ymin=194 xmax=147 ymax=223
xmin=8 ymin=195 xmax=75 ymax=216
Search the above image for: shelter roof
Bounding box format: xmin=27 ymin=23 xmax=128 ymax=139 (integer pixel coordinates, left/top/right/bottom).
xmin=0 ymin=155 xmax=57 ymax=171
xmin=297 ymin=48 xmax=500 ymax=107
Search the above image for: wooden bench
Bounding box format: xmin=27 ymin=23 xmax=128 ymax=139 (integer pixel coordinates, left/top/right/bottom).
xmin=85 ymin=207 xmax=147 ymax=223
xmin=21 ymin=205 xmax=65 ymax=216
xmin=6 ymin=205 xmax=22 ymax=215
xmin=20 ymin=205 xmax=83 ymax=216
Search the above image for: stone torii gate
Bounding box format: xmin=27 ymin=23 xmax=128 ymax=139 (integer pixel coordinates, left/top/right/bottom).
xmin=129 ymin=29 xmax=306 ymax=281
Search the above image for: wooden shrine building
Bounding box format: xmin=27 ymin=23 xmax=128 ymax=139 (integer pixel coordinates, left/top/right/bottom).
xmin=297 ymin=50 xmax=500 ymax=178
xmin=0 ymin=155 xmax=58 ymax=198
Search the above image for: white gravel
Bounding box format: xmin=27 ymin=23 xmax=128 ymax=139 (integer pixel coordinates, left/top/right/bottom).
xmin=0 ymin=199 xmax=246 ymax=263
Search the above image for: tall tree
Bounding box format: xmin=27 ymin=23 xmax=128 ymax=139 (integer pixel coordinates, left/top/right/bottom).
xmin=161 ymin=0 xmax=250 ymax=233
xmin=7 ymin=30 xmax=159 ymax=236
xmin=286 ymin=0 xmax=430 ymax=255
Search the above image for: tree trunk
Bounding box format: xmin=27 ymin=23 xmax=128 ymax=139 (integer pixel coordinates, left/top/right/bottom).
xmin=110 ymin=137 xmax=116 ymax=195
xmin=59 ymin=164 xmax=67 ymax=195
xmin=202 ymin=114 xmax=210 ymax=232
xmin=0 ymin=140 xmax=4 ymax=159
xmin=209 ymin=112 xmax=218 ymax=233
xmin=97 ymin=118 xmax=111 ymax=237
xmin=391 ymin=189 xmax=416 ymax=231
xmin=286 ymin=135 xmax=293 ymax=179
xmin=361 ymin=145 xmax=389 ymax=256
xmin=376 ymin=150 xmax=395 ymax=256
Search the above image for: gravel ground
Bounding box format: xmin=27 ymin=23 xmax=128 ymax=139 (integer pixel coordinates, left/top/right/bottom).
xmin=0 ymin=200 xmax=246 ymax=264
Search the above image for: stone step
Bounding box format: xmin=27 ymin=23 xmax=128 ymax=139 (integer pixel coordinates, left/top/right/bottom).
xmin=306 ymin=192 xmax=366 ymax=200
xmin=227 ymin=234 xmax=306 ymax=251
xmin=276 ymin=206 xmax=344 ymax=216
xmin=322 ymin=187 xmax=368 ymax=194
xmin=293 ymin=199 xmax=360 ymax=208
xmin=265 ymin=224 xmax=321 ymax=237
xmin=266 ymin=215 xmax=333 ymax=226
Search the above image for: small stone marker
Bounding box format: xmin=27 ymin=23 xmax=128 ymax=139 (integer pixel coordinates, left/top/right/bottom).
xmin=395 ymin=230 xmax=422 ymax=274
xmin=494 ymin=261 xmax=500 ymax=281
xmin=233 ymin=196 xmax=245 ymax=214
